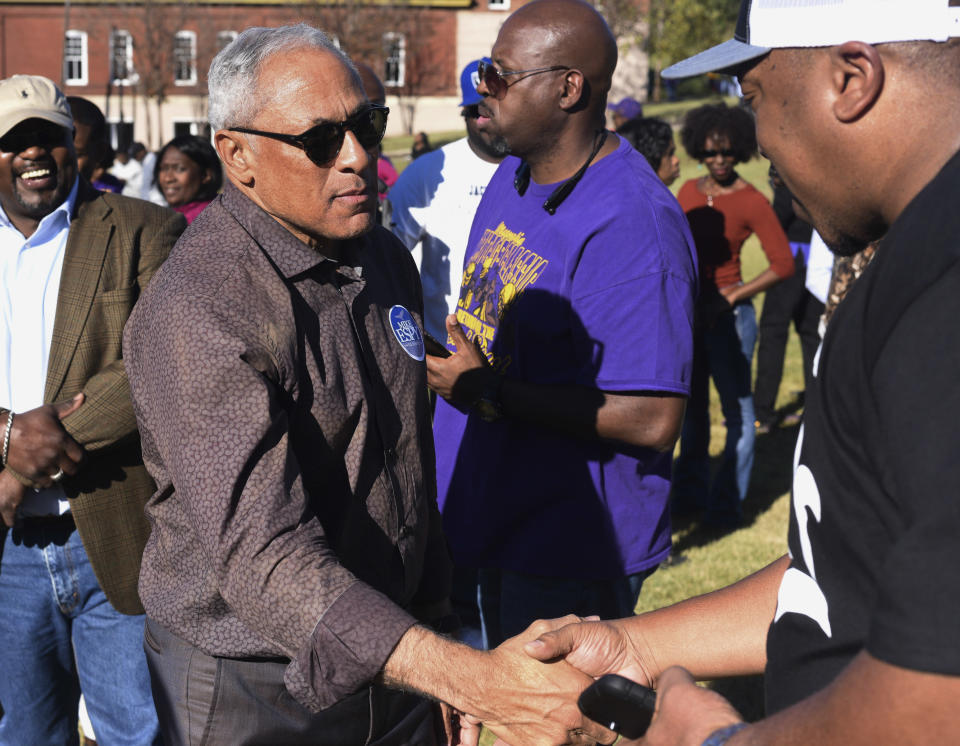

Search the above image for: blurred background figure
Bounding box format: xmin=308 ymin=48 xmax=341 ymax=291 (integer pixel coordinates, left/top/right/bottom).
xmin=355 ymin=61 xmax=397 ymax=210
xmin=617 ymin=116 xmax=680 ymax=186
xmin=389 ymin=58 xmax=505 ymax=346
xmin=153 ymin=134 xmax=222 ymax=223
xmin=753 ymin=165 xmax=825 ymax=433
xmin=121 ymin=141 xmax=151 ymax=200
xmin=410 ymin=131 xmax=432 ymax=160
xmin=111 ymin=144 xmax=142 ymax=194
xmin=672 ymin=102 xmax=793 ymax=526
xmin=607 ymin=96 xmax=643 ymax=129
xmin=67 ymin=96 xmax=122 ymax=193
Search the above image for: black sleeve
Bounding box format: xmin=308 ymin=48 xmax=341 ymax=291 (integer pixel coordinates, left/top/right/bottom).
xmin=867 ymin=261 xmax=960 ymax=677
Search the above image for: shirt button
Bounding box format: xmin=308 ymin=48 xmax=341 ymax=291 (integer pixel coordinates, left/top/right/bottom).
xmin=399 ymin=525 xmax=413 ymax=539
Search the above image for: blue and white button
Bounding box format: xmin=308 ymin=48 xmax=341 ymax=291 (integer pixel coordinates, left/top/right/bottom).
xmin=389 ymin=305 xmax=425 ymax=361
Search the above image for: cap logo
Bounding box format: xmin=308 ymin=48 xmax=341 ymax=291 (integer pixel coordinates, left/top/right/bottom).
xmin=471 ymin=70 xmax=480 ymax=90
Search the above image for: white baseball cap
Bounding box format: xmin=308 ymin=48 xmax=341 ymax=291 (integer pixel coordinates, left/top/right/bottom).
xmin=0 ymin=75 xmax=73 ymax=139
xmin=663 ymin=0 xmax=960 ymax=79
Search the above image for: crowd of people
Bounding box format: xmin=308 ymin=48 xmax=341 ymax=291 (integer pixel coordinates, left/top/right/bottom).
xmin=1 ymin=0 xmax=959 ymax=744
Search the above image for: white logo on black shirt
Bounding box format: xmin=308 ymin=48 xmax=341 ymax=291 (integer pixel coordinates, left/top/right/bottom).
xmin=774 ymin=424 xmax=833 ymax=637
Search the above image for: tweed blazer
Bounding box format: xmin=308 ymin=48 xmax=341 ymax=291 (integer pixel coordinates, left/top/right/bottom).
xmin=1 ymin=182 xmax=184 ymax=615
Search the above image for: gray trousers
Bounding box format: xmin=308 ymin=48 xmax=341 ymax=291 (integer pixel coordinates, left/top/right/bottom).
xmin=144 ymin=617 xmax=438 ymax=746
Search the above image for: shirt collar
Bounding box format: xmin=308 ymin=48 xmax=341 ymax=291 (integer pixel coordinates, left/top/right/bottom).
xmin=220 ymin=180 xmax=367 ymax=280
xmin=0 ymin=176 xmax=79 ymax=240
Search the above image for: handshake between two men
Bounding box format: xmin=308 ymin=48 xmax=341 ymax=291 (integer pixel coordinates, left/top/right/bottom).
xmin=388 ymin=611 xmax=748 ymax=746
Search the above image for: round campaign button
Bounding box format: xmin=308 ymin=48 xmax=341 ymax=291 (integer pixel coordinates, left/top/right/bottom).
xmin=389 ymin=305 xmax=425 ymax=361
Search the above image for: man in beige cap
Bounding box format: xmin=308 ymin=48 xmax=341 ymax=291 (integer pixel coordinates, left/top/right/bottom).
xmin=0 ymin=74 xmax=183 ymax=745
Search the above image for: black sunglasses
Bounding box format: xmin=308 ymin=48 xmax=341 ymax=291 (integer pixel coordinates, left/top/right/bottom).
xmin=228 ymin=105 xmax=389 ymax=167
xmin=0 ymin=120 xmax=70 ymax=155
xmin=477 ymin=60 xmax=570 ymax=101
xmin=702 ymin=148 xmax=736 ymax=159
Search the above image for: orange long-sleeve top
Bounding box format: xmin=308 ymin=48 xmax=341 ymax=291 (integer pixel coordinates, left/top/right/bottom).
xmin=678 ymin=178 xmax=794 ymax=291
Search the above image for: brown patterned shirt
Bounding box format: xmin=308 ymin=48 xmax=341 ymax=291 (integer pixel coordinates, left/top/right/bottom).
xmin=124 ymin=182 xmax=450 ymax=712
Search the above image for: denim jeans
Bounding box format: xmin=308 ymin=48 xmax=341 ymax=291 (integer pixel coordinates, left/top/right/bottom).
xmin=0 ymin=518 xmax=160 ymax=746
xmin=673 ymin=301 xmax=757 ymax=523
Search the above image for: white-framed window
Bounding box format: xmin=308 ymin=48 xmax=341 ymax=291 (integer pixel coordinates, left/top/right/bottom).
xmin=383 ymin=32 xmax=405 ymax=88
xmin=488 ymin=0 xmax=511 ymax=9
xmin=110 ymin=29 xmax=136 ymax=85
xmin=173 ymin=31 xmax=197 ymax=86
xmin=63 ymin=30 xmax=88 ymax=86
xmin=216 ymin=30 xmax=237 ymax=51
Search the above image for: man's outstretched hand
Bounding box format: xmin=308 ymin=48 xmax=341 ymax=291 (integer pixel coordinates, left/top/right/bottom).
xmin=524 ymin=618 xmax=657 ymax=687
xmin=385 ymin=617 xmax=619 ymax=746
xmin=474 ymin=617 xmax=619 ymax=746
xmin=523 ymin=620 xmax=745 ymax=746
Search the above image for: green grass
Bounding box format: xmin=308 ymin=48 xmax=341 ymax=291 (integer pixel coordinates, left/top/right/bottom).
xmin=382 ymin=129 xmax=466 ymax=175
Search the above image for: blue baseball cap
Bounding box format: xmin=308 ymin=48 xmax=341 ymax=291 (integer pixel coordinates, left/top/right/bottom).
xmin=458 ymin=59 xmax=485 ymax=107
xmin=607 ymin=97 xmax=643 ymax=121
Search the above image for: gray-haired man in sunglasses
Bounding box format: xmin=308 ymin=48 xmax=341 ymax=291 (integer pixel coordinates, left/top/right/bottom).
xmin=124 ymin=22 xmax=616 ymax=746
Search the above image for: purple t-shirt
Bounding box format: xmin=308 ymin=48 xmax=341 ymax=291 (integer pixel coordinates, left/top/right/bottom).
xmin=434 ymin=136 xmax=698 ymax=579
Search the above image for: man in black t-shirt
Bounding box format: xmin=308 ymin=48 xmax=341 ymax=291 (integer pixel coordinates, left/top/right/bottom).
xmin=508 ymin=2 xmax=960 ymax=745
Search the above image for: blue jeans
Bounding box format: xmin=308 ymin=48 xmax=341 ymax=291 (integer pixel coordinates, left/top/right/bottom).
xmin=475 ymin=566 xmax=656 ymax=648
xmin=0 ymin=518 xmax=160 ymax=746
xmin=673 ymin=302 xmax=757 ymax=523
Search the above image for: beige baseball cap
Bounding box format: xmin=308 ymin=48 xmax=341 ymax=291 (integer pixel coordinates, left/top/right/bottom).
xmin=0 ymin=75 xmax=73 ymax=139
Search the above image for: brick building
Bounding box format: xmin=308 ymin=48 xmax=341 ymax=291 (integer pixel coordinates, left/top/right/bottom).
xmin=0 ymin=0 xmax=647 ymax=150
xmin=0 ymin=0 xmax=525 ymax=148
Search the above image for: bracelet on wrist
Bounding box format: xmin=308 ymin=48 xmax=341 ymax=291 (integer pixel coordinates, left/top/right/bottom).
xmin=2 ymin=410 xmax=14 ymax=467
xmin=701 ymin=722 xmax=747 ymax=746
xmin=4 ymin=465 xmax=36 ymax=489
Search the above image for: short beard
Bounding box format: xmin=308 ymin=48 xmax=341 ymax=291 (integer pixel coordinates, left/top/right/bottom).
xmin=466 ymin=121 xmax=510 ymax=160
xmin=488 ymin=134 xmax=511 ymax=158
xmin=13 ymin=178 xmax=70 ymax=220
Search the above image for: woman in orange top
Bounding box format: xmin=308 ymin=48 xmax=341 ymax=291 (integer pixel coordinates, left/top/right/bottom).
xmin=673 ymin=103 xmax=794 ymax=525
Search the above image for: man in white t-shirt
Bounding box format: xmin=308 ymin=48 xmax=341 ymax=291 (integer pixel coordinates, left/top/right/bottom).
xmin=389 ymin=59 xmax=505 ymax=341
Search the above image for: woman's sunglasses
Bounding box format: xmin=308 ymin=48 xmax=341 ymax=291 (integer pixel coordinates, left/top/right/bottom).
xmin=228 ymin=104 xmax=389 ymax=167
xmin=476 ymin=60 xmax=570 ymax=101
xmin=702 ymin=148 xmax=736 ymax=159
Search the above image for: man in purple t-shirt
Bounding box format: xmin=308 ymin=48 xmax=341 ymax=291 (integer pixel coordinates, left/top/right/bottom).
xmin=427 ymin=0 xmax=698 ymax=646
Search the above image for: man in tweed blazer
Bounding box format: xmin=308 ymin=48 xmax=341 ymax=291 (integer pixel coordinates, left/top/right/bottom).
xmin=0 ymin=75 xmax=183 ymax=745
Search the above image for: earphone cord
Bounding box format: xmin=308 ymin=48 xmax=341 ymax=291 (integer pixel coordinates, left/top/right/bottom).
xmin=543 ymin=128 xmax=608 ymax=215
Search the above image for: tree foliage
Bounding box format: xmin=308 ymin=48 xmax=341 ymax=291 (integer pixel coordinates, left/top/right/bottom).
xmin=645 ymin=0 xmax=740 ymax=99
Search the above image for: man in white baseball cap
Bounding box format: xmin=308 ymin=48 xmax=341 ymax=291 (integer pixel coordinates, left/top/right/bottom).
xmin=518 ymin=2 xmax=960 ymax=744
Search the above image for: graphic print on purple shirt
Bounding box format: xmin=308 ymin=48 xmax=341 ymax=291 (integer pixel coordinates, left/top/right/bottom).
xmin=434 ymin=137 xmax=698 ymax=580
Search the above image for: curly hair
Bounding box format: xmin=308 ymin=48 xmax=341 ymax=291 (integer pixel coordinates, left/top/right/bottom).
xmin=616 ymin=117 xmax=674 ymax=172
xmin=680 ymin=103 xmax=757 ymax=164
xmin=153 ymin=134 xmax=223 ymax=202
